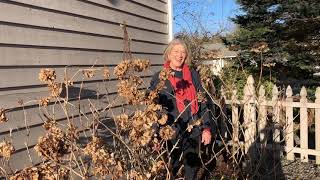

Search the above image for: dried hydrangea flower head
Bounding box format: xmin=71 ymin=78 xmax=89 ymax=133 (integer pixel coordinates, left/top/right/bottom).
xmin=159 ymin=125 xmax=176 ymax=141
xmin=82 ymin=69 xmax=95 ymax=78
xmin=114 ymin=60 xmax=131 ymax=79
xmin=10 ymin=163 xmax=69 ymax=180
xmin=115 ymin=113 xmax=130 ymax=130
xmin=39 ymin=68 xmax=56 ymax=84
xmin=34 ymin=120 xmax=68 ymax=161
xmin=103 ymin=67 xmax=110 ymax=79
xmin=159 ymin=68 xmax=173 ymax=81
xmin=0 ymin=108 xmax=8 ymax=123
xmin=39 ymin=97 xmax=51 ymax=107
xmin=0 ymin=140 xmax=15 ymax=159
xmin=132 ymin=59 xmax=150 ymax=72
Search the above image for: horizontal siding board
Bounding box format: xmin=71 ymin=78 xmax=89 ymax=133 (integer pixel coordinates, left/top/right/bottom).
xmin=129 ymin=0 xmax=167 ymax=13
xmin=0 ymin=47 xmax=165 ymax=66
xmin=0 ymin=66 xmax=162 ymax=96
xmin=0 ymin=65 xmax=158 ymax=88
xmin=0 ymin=24 xmax=166 ymax=53
xmin=0 ymin=3 xmax=168 ymax=44
xmin=0 ymin=94 xmax=122 ymax=134
xmin=4 ymin=147 xmax=42 ymax=173
xmin=0 ymin=73 xmax=154 ymax=107
xmin=0 ymin=107 xmax=120 ymax=152
xmin=8 ymin=0 xmax=168 ymax=33
xmin=84 ymin=0 xmax=167 ymax=23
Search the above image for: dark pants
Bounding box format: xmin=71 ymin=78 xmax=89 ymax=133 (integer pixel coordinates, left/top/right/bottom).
xmin=170 ymin=131 xmax=202 ymax=180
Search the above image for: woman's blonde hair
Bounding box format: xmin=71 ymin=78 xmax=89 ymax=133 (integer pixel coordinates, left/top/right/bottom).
xmin=163 ymin=39 xmax=191 ymax=65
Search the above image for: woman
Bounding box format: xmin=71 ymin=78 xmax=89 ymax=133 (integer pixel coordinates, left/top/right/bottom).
xmin=150 ymin=39 xmax=212 ymax=179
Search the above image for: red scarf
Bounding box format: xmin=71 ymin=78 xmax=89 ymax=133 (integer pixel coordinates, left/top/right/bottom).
xmin=164 ymin=61 xmax=199 ymax=115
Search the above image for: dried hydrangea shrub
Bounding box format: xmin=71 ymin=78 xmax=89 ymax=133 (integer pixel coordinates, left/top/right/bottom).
xmin=0 ymin=140 xmax=15 ymax=159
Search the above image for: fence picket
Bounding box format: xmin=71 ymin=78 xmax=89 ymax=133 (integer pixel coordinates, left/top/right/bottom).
xmin=272 ymin=85 xmax=280 ymax=143
xmin=243 ymin=75 xmax=256 ymax=153
xmin=258 ymin=85 xmax=267 ymax=144
xmin=220 ymin=86 xmax=228 ymax=139
xmin=232 ymin=89 xmax=239 ymax=143
xmin=315 ymin=87 xmax=320 ymax=164
xmin=285 ymin=86 xmax=294 ymax=160
xmin=300 ymin=87 xmax=308 ymax=162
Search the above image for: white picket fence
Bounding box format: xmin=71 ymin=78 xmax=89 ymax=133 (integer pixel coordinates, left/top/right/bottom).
xmin=220 ymin=75 xmax=320 ymax=164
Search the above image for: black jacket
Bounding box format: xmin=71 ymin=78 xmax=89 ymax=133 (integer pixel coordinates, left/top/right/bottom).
xmin=150 ymin=68 xmax=212 ymax=138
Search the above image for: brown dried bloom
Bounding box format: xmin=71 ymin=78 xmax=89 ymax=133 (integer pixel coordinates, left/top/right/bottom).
xmin=147 ymin=103 xmax=162 ymax=111
xmin=151 ymin=160 xmax=166 ymax=174
xmin=159 ymin=125 xmax=175 ymax=141
xmin=10 ymin=167 xmax=39 ymax=180
xmin=159 ymin=68 xmax=173 ymax=81
xmin=83 ymin=136 xmax=104 ymax=157
xmin=132 ymin=111 xmax=145 ymax=129
xmin=66 ymin=124 xmax=79 ymax=141
xmin=48 ymin=82 xmax=62 ymax=97
xmin=117 ymin=79 xmax=145 ymax=105
xmin=39 ymin=97 xmax=51 ymax=107
xmin=158 ymin=114 xmax=168 ymax=125
xmin=145 ymin=90 xmax=159 ymax=104
xmin=129 ymin=170 xmax=145 ymax=180
xmin=0 ymin=108 xmax=8 ymax=123
xmin=64 ymin=77 xmax=73 ymax=86
xmin=35 ymin=121 xmax=68 ymax=161
xmin=140 ymin=128 xmax=154 ymax=146
xmin=82 ymin=69 xmax=95 ymax=78
xmin=115 ymin=114 xmax=131 ymax=130
xmin=39 ymin=68 xmax=56 ymax=84
xmin=114 ymin=60 xmax=131 ymax=79
xmin=84 ymin=137 xmax=122 ymax=179
xmin=132 ymin=59 xmax=150 ymax=72
xmin=10 ymin=163 xmax=69 ymax=180
xmin=186 ymin=119 xmax=203 ymax=133
xmin=0 ymin=141 xmax=15 ymax=159
xmin=103 ymin=68 xmax=110 ymax=79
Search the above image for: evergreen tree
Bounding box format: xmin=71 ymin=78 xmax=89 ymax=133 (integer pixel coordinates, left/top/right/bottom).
xmin=227 ymin=0 xmax=320 ymax=81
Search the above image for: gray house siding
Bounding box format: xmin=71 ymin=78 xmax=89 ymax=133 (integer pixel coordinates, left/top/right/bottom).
xmin=0 ymin=0 xmax=169 ymax=172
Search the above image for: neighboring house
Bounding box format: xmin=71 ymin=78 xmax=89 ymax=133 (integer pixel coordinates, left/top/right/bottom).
xmin=0 ymin=0 xmax=172 ymax=172
xmin=200 ymin=43 xmax=238 ymax=75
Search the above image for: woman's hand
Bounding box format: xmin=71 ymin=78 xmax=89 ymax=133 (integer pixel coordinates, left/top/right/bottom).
xmin=201 ymin=128 xmax=211 ymax=145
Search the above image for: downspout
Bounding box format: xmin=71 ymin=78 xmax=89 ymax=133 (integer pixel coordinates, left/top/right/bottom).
xmin=168 ymin=0 xmax=173 ymax=42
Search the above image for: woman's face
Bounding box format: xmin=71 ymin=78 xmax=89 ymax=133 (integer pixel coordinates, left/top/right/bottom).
xmin=168 ymin=44 xmax=187 ymax=71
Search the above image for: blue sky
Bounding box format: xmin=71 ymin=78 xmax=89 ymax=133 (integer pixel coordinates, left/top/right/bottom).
xmin=173 ymin=0 xmax=240 ymax=34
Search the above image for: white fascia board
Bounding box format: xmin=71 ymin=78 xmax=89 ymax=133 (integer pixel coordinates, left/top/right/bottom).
xmin=168 ymin=0 xmax=173 ymax=42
